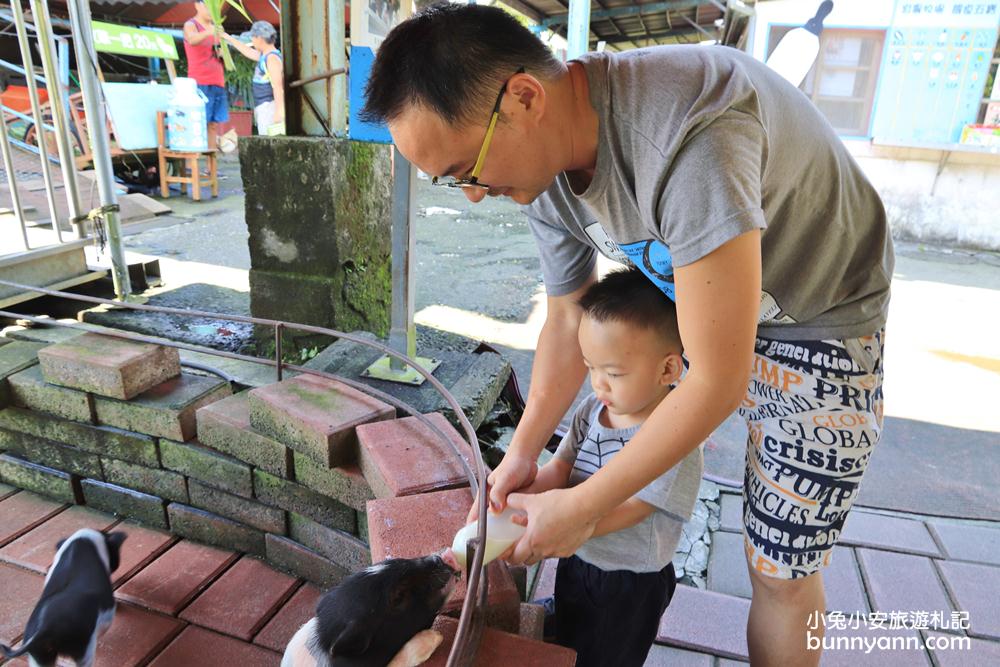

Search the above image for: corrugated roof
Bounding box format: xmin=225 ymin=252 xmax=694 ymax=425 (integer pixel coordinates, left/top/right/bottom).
xmin=505 ymin=0 xmax=726 ymax=51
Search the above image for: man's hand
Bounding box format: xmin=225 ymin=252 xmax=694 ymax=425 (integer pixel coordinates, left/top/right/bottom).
xmin=465 ymin=453 xmax=537 ymax=523
xmin=503 ymin=488 xmax=597 ymax=565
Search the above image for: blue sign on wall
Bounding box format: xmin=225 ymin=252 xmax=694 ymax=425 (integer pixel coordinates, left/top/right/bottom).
xmin=871 ymin=2 xmax=999 ymax=145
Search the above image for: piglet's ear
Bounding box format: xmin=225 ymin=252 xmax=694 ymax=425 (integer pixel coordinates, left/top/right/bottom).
xmin=332 ymin=619 xmax=374 ymax=657
xmin=105 ymin=531 xmax=127 ymax=551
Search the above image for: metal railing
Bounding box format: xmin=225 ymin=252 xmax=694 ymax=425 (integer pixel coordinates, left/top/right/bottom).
xmin=0 ymin=277 xmax=491 ymax=665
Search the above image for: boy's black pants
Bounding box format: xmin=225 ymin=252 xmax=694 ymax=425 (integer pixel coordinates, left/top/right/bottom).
xmin=554 ymin=555 xmax=677 ymax=667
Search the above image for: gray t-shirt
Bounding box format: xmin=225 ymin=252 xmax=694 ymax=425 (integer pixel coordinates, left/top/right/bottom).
xmin=524 ymin=46 xmax=894 ymax=341
xmin=554 ymin=393 xmax=702 ymax=573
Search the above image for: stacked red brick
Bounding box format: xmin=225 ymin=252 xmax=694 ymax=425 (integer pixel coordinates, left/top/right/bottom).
xmin=0 ymin=333 xmax=575 ymax=663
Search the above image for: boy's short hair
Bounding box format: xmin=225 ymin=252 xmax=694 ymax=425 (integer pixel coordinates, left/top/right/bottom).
xmin=578 ymin=267 xmax=683 ymax=353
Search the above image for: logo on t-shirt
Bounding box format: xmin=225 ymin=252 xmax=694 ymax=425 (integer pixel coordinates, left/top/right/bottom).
xmin=620 ymin=239 xmax=676 ymax=301
xmin=583 ymin=222 xmax=630 ymax=264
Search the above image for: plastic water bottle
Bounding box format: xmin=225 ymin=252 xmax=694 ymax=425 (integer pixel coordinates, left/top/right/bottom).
xmin=167 ymin=77 xmax=209 ymax=152
xmin=765 ymin=1 xmax=834 ymax=88
xmin=451 ymin=506 xmax=527 ymax=570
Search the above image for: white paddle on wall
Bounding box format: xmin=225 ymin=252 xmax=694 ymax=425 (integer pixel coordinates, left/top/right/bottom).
xmin=765 ymin=0 xmax=834 ymax=87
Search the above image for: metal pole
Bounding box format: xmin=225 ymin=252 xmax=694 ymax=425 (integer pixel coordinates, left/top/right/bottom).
xmin=0 ymin=108 xmax=31 ymax=250
xmin=28 ymin=0 xmax=85 ymax=239
xmin=388 ymin=146 xmax=416 ymax=371
xmin=329 ymin=0 xmax=347 ymax=134
xmin=567 ymin=0 xmax=592 ymax=58
xmin=65 ymin=0 xmax=131 ymax=298
xmin=10 ymin=0 xmax=63 ymax=243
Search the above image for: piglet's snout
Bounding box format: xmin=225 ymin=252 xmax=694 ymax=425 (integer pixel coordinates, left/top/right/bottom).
xmin=439 ymin=548 xmax=461 ymax=576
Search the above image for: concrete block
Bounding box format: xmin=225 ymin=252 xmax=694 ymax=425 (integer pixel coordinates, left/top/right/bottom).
xmin=928 ymin=521 xmax=1000 ymax=566
xmin=102 ymin=458 xmax=188 ymax=503
xmin=241 ymin=136 xmax=393 ymax=338
xmin=81 ymin=478 xmax=168 ymax=528
xmin=305 ymin=336 xmax=511 ymax=431
xmin=0 ymin=341 xmax=46 ymax=379
xmin=93 ymin=372 xmax=232 ymax=441
xmin=439 ymin=351 xmax=512 ymax=434
xmin=253 ymin=469 xmax=355 ymax=532
xmin=356 ymin=412 xmax=473 ymax=498
xmin=7 ymin=365 xmax=93 ymax=423
xmin=248 ymin=374 xmax=394 ymax=467
xmin=0 ymin=453 xmax=78 ymax=504
xmin=292 ymin=452 xmax=373 ymax=512
xmin=841 ymin=510 xmax=941 ymax=557
xmin=519 ymin=603 xmax=545 ymax=641
xmin=936 ymin=560 xmax=1000 ymax=640
xmin=188 ymin=479 xmax=286 ymax=534
xmin=160 ymin=438 xmax=253 ymax=498
xmin=357 ymin=510 xmax=369 ymax=544
xmin=167 ymin=503 xmax=266 ymax=556
xmin=0 ymin=406 xmax=158 ymax=466
xmin=657 ymin=584 xmax=750 ymax=661
xmin=265 ymin=534 xmax=349 ymax=588
xmin=857 ymin=549 xmax=953 ymax=620
xmin=196 ymin=392 xmax=293 ymax=478
xmin=37 ymin=332 xmax=180 ymax=400
xmin=0 ymin=429 xmax=103 ymax=479
xmin=287 ymin=512 xmax=369 ymax=572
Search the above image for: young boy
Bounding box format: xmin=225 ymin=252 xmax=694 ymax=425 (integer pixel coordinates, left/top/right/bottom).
xmin=521 ymin=266 xmax=703 ymax=667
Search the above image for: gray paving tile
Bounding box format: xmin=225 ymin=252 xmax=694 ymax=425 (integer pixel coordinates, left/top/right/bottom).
xmin=936 ymin=560 xmax=1000 ymax=641
xmin=824 ymin=547 xmax=870 ymax=616
xmin=818 ymin=625 xmax=931 ymax=666
xmin=658 ymin=583 xmax=750 ymax=661
xmin=707 ymin=531 xmax=752 ymax=599
xmin=858 ymin=549 xmax=953 ymax=619
xmin=923 ymin=630 xmax=1000 ymax=666
xmin=717 ymin=660 xmax=749 ymax=666
xmin=928 ymin=522 xmax=1000 ymax=566
xmin=719 ymin=492 xmax=743 ymax=533
xmin=841 ymin=511 xmax=941 ymax=557
xmin=643 ymin=643 xmax=714 ymax=667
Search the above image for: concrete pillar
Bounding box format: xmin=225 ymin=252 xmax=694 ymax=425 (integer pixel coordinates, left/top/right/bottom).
xmin=239 ymin=136 xmax=392 ymax=349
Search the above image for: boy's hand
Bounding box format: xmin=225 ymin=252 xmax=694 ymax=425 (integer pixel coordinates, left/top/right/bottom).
xmin=504 ymin=488 xmax=597 ymax=566
xmin=465 ymin=453 xmax=537 ymax=523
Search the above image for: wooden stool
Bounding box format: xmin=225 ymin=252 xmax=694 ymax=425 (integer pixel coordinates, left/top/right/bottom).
xmin=157 ymin=111 xmax=219 ymax=201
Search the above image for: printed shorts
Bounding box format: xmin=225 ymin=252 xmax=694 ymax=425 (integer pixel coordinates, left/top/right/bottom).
xmin=739 ymin=329 xmax=885 ymax=580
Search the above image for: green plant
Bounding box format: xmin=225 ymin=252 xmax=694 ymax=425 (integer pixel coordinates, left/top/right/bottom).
xmin=226 ymin=50 xmax=256 ymax=109
xmin=204 ymin=0 xmax=250 ymax=70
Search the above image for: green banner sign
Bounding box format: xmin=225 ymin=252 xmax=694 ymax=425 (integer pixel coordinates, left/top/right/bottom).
xmin=92 ymin=21 xmax=179 ymax=60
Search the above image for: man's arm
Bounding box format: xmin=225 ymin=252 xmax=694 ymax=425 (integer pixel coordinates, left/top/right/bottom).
xmin=183 ymin=21 xmax=214 ymax=46
xmin=486 ymin=270 xmax=596 ymax=509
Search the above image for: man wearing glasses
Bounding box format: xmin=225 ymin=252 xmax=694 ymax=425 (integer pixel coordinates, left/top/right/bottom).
xmin=362 ymin=4 xmax=892 ymax=666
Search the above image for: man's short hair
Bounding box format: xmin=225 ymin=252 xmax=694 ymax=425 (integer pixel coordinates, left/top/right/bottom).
xmin=578 ymin=267 xmax=683 ymax=353
xmin=250 ymin=21 xmax=277 ymax=45
xmin=361 ymin=3 xmax=562 ymax=127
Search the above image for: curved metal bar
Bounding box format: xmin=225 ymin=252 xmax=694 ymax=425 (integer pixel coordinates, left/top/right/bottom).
xmin=0 ymin=279 xmax=495 ymax=664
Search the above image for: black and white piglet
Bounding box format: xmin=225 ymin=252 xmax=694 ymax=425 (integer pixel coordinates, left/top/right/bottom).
xmin=1 ymin=528 xmax=127 ymax=667
xmin=282 ymin=549 xmax=462 ymax=667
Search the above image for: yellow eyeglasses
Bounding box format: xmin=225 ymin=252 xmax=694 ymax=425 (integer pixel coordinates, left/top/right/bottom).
xmin=432 ymin=67 xmax=525 ymax=190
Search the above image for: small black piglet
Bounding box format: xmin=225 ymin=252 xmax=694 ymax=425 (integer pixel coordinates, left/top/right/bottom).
xmin=282 ymin=549 xmax=462 ymax=667
xmin=1 ymin=528 xmax=127 ymax=667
